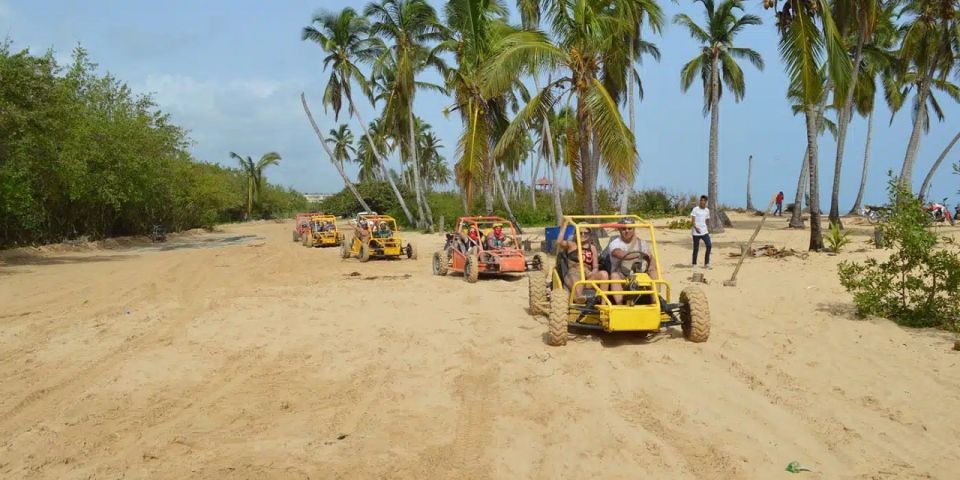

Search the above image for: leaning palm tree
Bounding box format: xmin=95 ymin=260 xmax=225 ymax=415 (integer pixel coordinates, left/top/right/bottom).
xmin=675 ymin=0 xmax=763 ymax=232
xmin=366 ymin=0 xmax=448 ymax=229
xmin=765 ymin=0 xmax=852 ymax=251
xmin=302 ymin=7 xmax=415 ymax=224
xmin=484 ymin=0 xmax=639 ymax=214
xmin=893 ymin=0 xmax=959 ymax=189
xmin=300 ymin=93 xmax=373 ymax=213
xmin=229 ymin=151 xmax=282 ymax=220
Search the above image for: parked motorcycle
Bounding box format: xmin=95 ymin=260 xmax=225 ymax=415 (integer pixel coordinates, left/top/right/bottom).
xmin=925 ymin=198 xmax=954 ymax=226
xmin=862 ymin=204 xmax=891 ymax=224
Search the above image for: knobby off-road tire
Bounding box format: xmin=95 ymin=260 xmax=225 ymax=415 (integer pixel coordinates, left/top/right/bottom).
xmin=531 ymin=252 xmax=546 ymax=272
xmin=303 ymin=233 xmax=313 ymax=248
xmin=680 ymin=287 xmax=710 ymax=343
xmin=547 ymin=286 xmax=569 ymax=346
xmin=432 ymin=250 xmax=448 ymax=276
xmin=293 ymin=230 xmax=299 ymax=242
xmin=463 ymin=254 xmax=479 ymax=283
xmin=528 ymin=272 xmax=547 ymax=315
xmin=340 ymin=240 xmax=351 ymax=259
xmin=406 ymin=243 xmax=417 ymax=260
xmin=359 ymin=243 xmax=371 ymax=262
xmin=337 ymin=233 xmax=345 ymax=246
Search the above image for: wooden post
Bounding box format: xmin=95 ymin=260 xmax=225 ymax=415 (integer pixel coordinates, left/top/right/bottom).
xmin=724 ymin=194 xmax=777 ymax=286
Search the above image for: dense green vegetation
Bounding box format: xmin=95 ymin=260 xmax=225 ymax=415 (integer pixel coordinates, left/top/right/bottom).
xmin=318 ymin=183 xmax=696 ymax=229
xmin=0 ymin=44 xmax=305 ymax=248
xmin=839 ymin=180 xmax=960 ymax=331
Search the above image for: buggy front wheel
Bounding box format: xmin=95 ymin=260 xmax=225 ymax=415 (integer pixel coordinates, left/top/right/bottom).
xmin=432 ymin=250 xmax=448 ymax=275
xmin=680 ymin=287 xmax=710 ymax=343
xmin=528 ymin=272 xmax=547 ymax=315
xmin=546 ymin=286 xmax=569 ymax=346
xmin=463 ymin=254 xmax=479 ymax=283
xmin=340 ymin=240 xmax=351 ymax=259
xmin=406 ymin=243 xmax=417 ymax=259
xmin=359 ymin=243 xmax=371 ymax=262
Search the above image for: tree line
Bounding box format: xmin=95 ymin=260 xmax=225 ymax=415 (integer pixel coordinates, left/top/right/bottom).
xmin=302 ymin=0 xmax=959 ymax=250
xmin=0 ymin=44 xmax=306 ymax=248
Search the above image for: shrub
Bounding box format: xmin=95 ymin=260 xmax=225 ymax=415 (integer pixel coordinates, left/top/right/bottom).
xmin=667 ymin=218 xmax=693 ymax=230
xmin=838 ymin=180 xmax=960 ymax=331
xmin=825 ymin=221 xmax=850 ymax=253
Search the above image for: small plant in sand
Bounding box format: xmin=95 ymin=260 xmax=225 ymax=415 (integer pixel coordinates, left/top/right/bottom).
xmin=825 ymin=221 xmax=850 ymax=253
xmin=667 ymin=218 xmax=694 ymax=230
xmin=838 ymin=180 xmax=960 ymax=331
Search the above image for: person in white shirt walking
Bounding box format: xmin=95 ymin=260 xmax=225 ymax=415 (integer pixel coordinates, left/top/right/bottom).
xmin=690 ymin=195 xmax=712 ymax=268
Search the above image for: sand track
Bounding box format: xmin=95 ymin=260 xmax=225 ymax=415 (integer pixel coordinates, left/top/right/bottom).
xmin=1 ymin=216 xmax=959 ymax=479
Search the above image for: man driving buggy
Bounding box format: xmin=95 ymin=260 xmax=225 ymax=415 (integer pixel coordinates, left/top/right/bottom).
xmin=485 ymin=223 xmax=513 ymax=250
xmin=605 ymin=217 xmax=657 ymax=305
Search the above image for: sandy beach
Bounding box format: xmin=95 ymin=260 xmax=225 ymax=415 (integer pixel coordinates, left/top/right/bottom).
xmin=2 ymin=213 xmax=959 ymax=479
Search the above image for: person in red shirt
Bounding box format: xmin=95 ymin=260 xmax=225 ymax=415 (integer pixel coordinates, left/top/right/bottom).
xmin=775 ymin=191 xmax=785 ymax=216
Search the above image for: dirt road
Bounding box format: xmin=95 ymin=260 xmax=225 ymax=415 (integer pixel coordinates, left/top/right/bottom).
xmin=2 ymin=217 xmax=958 ymax=479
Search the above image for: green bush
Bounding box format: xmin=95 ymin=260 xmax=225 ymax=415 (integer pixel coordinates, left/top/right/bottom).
xmin=825 ymin=221 xmax=850 ymax=253
xmin=838 ymin=180 xmax=960 ymax=331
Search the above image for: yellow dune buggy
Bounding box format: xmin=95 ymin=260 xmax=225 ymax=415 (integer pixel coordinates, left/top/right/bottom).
xmin=341 ymin=214 xmax=417 ymax=262
xmin=528 ymin=215 xmax=710 ymax=346
xmin=301 ymin=214 xmax=344 ymax=248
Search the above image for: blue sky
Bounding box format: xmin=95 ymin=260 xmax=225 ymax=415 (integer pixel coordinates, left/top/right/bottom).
xmin=2 ymin=0 xmax=958 ymax=209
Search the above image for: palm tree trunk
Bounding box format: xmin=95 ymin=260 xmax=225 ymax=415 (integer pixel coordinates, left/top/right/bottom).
xmin=805 ymin=106 xmax=824 ymax=251
xmin=543 ymin=117 xmax=563 ymax=225
xmin=849 ymin=111 xmax=874 ymax=214
xmin=901 ymin=80 xmax=932 ymax=189
xmin=789 ymin=147 xmax=809 ymax=228
xmin=576 ymin=91 xmax=596 ymax=214
xmin=300 ymin=93 xmax=372 ymax=213
xmin=246 ymin=177 xmax=253 ymax=220
xmin=530 ymin=151 xmax=540 ymax=209
xmin=829 ymin=23 xmax=867 ymax=226
xmin=918 ymin=128 xmax=960 ymax=201
xmin=746 ymin=155 xmax=754 ymax=211
xmin=707 ymin=56 xmax=723 ymax=232
xmin=494 ymin=166 xmax=522 ymax=233
xmin=346 ymin=92 xmax=415 ymax=225
xmin=621 ymin=41 xmax=636 ymax=216
xmin=406 ymin=108 xmax=430 ymax=229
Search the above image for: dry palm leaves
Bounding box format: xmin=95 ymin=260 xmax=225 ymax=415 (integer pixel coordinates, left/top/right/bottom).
xmin=728 ymin=244 xmax=809 ymax=259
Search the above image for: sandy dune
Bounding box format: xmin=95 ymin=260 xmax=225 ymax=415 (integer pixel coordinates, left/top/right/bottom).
xmin=1 ymin=215 xmax=959 ymax=479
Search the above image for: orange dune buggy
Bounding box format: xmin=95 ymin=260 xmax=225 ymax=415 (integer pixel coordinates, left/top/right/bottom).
xmin=292 ymin=212 xmax=323 ymax=242
xmin=432 ymin=216 xmax=545 ymax=283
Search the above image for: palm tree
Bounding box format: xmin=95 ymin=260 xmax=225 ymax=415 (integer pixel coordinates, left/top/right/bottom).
xmin=418 ymin=128 xmax=451 ymax=190
xmin=441 ymin=0 xmax=521 ymax=216
xmin=826 ymin=0 xmax=880 ymax=226
xmin=355 ymin=118 xmax=389 ymax=183
xmin=893 ymin=0 xmax=959 ymax=189
xmin=484 ymin=0 xmax=639 ymax=214
xmin=675 ymin=0 xmax=763 ymax=232
xmin=366 ymin=0 xmax=447 ymax=229
xmin=301 ymin=7 xmax=415 ymax=224
xmin=300 ymin=93 xmax=373 ymax=213
xmin=229 ymin=151 xmax=282 ymax=220
xmin=326 ymin=124 xmax=356 ymax=168
xmin=766 ymin=0 xmax=852 ymax=250
xmin=848 ymin=4 xmax=899 ymax=214
xmin=614 ymin=0 xmax=663 ymax=214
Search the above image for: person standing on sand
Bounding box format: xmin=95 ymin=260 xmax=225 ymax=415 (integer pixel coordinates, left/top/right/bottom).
xmin=691 ymin=195 xmax=712 ymax=269
xmin=775 ymin=191 xmax=784 ymax=216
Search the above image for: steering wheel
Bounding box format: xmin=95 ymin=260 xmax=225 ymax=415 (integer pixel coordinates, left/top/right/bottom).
xmin=501 ymin=235 xmax=516 ymax=247
xmin=618 ymin=251 xmax=651 ymax=277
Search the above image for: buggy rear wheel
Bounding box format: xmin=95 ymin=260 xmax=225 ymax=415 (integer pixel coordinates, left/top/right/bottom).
xmin=547 ymin=286 xmax=569 ymax=346
xmin=292 ymin=230 xmax=299 ymax=242
xmin=531 ymin=253 xmax=546 ymax=272
xmin=463 ymin=254 xmax=479 ymax=283
xmin=432 ymin=250 xmax=448 ymax=275
xmin=359 ymin=243 xmax=371 ymax=262
xmin=680 ymin=287 xmax=710 ymax=343
xmin=528 ymin=271 xmax=547 ymax=315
